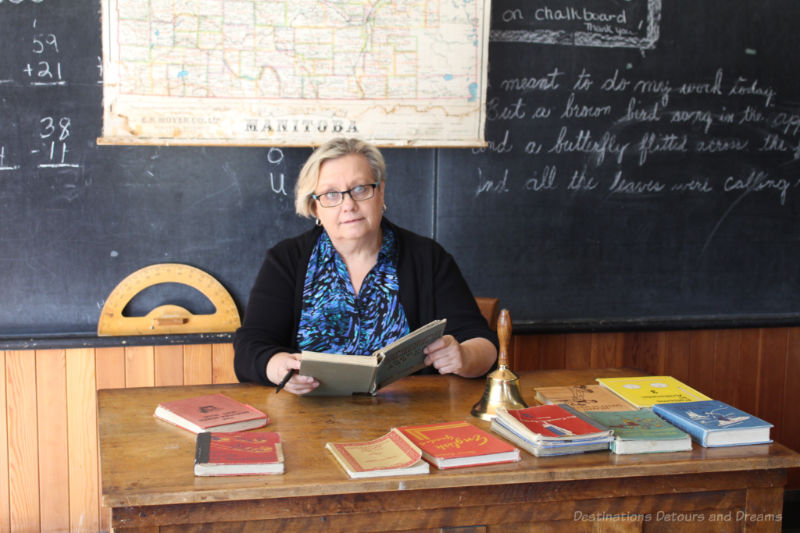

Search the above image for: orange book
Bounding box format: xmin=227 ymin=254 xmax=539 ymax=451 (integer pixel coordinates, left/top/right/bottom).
xmin=396 ymin=421 xmax=520 ymax=469
xmin=154 ymin=393 xmax=268 ymax=434
xmin=194 ymin=431 xmax=284 ymax=476
xmin=325 ymin=429 xmax=430 ymax=478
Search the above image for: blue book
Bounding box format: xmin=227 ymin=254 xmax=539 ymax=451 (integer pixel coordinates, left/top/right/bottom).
xmin=652 ymin=400 xmax=773 ymax=447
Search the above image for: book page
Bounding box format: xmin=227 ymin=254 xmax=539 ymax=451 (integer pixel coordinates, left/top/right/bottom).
xmin=373 ymin=319 xmax=446 ymax=391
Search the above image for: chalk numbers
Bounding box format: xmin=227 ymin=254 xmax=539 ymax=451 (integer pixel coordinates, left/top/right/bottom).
xmin=41 ymin=116 xmax=71 ymax=141
xmin=37 ymin=116 xmax=77 ymax=168
xmin=32 ymin=32 xmax=58 ymax=54
xmin=25 ymin=20 xmax=64 ymax=85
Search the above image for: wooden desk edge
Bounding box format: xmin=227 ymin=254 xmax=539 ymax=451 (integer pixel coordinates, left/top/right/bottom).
xmin=103 ymin=460 xmax=800 ymax=509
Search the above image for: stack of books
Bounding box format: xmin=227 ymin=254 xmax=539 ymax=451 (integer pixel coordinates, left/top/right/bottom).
xmin=490 ymin=404 xmax=613 ymax=456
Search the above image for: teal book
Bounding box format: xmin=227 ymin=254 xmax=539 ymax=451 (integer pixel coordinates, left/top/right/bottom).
xmin=585 ymin=409 xmax=692 ymax=454
xmin=652 ymin=400 xmax=773 ymax=447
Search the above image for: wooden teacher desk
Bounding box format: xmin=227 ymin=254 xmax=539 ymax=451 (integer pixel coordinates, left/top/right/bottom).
xmin=98 ymin=369 xmax=800 ymax=532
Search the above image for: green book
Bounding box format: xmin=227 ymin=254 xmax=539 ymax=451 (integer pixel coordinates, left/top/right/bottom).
xmin=585 ymin=409 xmax=692 ymax=454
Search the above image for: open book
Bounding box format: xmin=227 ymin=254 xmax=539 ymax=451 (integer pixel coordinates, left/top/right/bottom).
xmin=299 ymin=319 xmax=446 ymax=396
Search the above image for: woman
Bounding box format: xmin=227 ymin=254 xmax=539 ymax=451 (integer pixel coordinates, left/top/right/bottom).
xmin=234 ymin=138 xmax=497 ymax=394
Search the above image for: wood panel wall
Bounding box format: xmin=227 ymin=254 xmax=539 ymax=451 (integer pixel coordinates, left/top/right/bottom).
xmin=0 ymin=343 xmax=237 ymax=533
xmin=0 ymin=326 xmax=797 ymax=531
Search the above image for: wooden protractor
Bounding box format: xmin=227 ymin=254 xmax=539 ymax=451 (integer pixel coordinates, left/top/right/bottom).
xmin=97 ymin=263 xmax=241 ymax=336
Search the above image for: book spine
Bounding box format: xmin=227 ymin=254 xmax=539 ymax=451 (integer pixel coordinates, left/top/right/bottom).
xmin=195 ymin=432 xmax=212 ymax=465
xmin=490 ymin=420 xmax=541 ymax=456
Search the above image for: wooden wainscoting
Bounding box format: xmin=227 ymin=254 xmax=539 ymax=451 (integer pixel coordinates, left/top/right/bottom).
xmin=0 ymin=343 xmax=237 ymax=533
xmin=1 ymin=327 xmax=798 ymax=531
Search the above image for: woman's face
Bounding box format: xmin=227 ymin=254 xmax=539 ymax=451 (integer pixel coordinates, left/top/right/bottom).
xmin=313 ymin=153 xmax=384 ymax=246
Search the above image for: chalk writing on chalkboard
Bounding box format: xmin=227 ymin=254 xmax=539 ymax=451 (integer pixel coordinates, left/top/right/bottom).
xmin=491 ymin=0 xmax=661 ymax=49
xmin=34 ymin=116 xmax=79 ymax=168
xmin=437 ymin=0 xmax=800 ymax=328
xmin=27 ymin=19 xmax=64 ymax=86
xmin=471 ymin=65 xmax=796 ymax=208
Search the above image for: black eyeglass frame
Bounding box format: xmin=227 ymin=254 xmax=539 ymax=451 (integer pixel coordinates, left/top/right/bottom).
xmin=310 ymin=182 xmax=380 ymax=207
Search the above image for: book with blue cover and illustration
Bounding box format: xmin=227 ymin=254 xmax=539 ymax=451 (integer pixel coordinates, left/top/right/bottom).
xmin=652 ymin=400 xmax=773 ymax=447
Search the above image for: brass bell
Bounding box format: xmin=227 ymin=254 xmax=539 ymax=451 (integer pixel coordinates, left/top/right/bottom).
xmin=471 ymin=308 xmax=528 ymax=420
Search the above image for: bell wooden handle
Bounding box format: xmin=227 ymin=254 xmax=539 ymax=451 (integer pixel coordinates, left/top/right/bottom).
xmin=497 ymin=308 xmax=511 ymax=368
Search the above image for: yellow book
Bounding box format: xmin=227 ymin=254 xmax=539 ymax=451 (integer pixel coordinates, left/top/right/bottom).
xmin=595 ymin=376 xmax=711 ymax=408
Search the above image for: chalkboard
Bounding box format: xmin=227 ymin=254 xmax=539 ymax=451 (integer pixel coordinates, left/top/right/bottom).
xmin=1 ymin=0 xmax=799 ymax=338
xmin=437 ymin=0 xmax=800 ymax=330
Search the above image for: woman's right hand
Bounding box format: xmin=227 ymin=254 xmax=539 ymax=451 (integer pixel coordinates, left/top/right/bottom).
xmin=267 ymin=352 xmax=319 ymax=395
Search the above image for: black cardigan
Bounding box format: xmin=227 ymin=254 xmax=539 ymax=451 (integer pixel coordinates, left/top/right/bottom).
xmin=233 ymin=218 xmax=497 ymax=385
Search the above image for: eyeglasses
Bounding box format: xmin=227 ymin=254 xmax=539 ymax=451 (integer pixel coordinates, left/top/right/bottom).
xmin=310 ymin=183 xmax=379 ymax=207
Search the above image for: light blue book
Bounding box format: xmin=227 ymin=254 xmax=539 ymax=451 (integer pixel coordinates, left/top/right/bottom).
xmin=652 ymin=400 xmax=773 ymax=447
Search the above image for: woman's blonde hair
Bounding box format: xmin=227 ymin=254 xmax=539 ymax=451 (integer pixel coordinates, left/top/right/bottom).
xmin=294 ymin=137 xmax=386 ymax=218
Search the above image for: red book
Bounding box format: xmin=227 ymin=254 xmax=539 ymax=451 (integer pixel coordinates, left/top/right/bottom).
xmin=154 ymin=393 xmax=268 ymax=434
xmin=502 ymin=404 xmax=612 ymax=441
xmin=194 ymin=431 xmax=284 ymax=476
xmin=396 ymin=421 xmax=520 ymax=469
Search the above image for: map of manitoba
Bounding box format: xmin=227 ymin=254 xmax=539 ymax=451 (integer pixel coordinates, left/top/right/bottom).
xmin=100 ymin=0 xmax=491 ymax=146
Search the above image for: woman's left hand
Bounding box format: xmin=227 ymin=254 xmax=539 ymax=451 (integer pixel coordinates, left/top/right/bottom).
xmin=423 ymin=335 xmax=464 ymax=375
xmin=424 ymin=335 xmax=498 ymax=378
